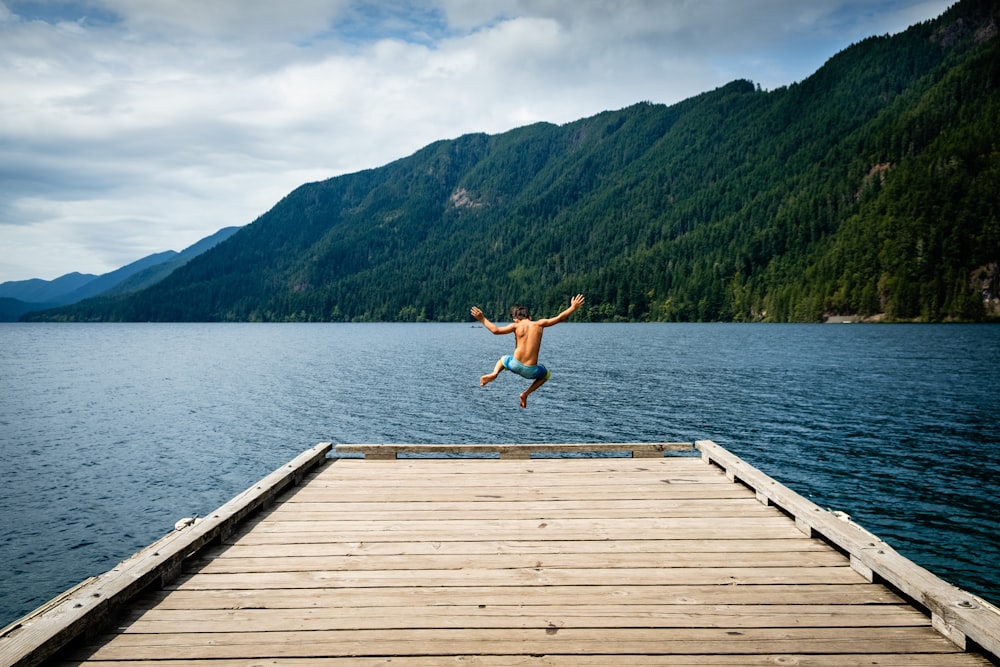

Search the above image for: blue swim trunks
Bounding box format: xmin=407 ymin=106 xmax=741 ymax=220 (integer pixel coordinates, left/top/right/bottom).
xmin=502 ymin=355 xmax=550 ymax=381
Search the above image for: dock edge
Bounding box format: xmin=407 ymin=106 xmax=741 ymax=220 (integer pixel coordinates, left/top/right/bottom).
xmin=334 ymin=442 xmax=694 ymax=459
xmin=0 ymin=442 xmax=333 ymax=667
xmin=696 ymin=438 xmax=1000 ymax=659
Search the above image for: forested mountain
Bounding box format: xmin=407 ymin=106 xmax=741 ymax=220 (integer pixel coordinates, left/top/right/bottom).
xmin=29 ymin=0 xmax=999 ymax=323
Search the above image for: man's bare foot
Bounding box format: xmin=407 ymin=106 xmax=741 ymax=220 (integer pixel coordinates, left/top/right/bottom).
xmin=480 ymin=373 xmax=497 ymax=386
xmin=519 ymin=392 xmax=528 ymax=408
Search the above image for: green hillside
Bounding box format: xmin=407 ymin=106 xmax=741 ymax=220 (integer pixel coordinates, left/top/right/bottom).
xmin=30 ymin=0 xmax=1000 ymax=323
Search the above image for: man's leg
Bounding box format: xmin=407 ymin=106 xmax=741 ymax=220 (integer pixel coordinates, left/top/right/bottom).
xmin=480 ymin=357 xmax=506 ymax=386
xmin=519 ymin=374 xmax=548 ymax=408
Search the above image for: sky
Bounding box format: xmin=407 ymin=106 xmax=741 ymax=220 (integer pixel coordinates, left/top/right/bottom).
xmin=0 ymin=0 xmax=954 ymax=284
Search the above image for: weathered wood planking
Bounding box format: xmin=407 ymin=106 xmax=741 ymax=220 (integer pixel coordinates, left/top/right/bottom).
xmin=45 ymin=442 xmax=995 ymax=665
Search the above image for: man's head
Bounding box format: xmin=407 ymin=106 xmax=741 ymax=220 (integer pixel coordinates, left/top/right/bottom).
xmin=509 ymin=304 xmax=529 ymax=320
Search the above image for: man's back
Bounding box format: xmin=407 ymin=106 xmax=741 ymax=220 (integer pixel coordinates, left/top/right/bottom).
xmin=513 ymin=319 xmax=544 ymax=366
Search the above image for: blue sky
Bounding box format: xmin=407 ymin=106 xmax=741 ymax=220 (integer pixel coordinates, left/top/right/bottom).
xmin=0 ymin=0 xmax=953 ymax=283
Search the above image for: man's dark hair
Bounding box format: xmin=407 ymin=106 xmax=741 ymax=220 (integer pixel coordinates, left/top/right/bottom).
xmin=509 ymin=304 xmax=529 ymax=320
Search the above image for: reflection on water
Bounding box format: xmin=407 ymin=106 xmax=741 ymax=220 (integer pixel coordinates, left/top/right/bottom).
xmin=1 ymin=322 xmax=998 ymax=625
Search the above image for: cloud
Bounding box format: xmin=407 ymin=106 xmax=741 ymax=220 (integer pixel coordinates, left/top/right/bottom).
xmin=0 ymin=0 xmax=953 ymax=282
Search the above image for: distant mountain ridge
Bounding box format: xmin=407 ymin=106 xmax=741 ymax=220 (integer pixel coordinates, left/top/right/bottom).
xmin=0 ymin=272 xmax=97 ymax=304
xmin=23 ymin=0 xmax=1000 ymax=323
xmin=0 ymin=226 xmax=241 ymax=321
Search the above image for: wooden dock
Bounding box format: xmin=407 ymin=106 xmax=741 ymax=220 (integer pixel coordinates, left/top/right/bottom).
xmin=3 ymin=441 xmax=999 ymax=665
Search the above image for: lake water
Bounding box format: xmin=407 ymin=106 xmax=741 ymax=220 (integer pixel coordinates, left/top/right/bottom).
xmin=1 ymin=322 xmax=998 ymax=626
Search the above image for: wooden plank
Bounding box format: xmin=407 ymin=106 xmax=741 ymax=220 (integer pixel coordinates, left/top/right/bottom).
xmin=334 ymin=442 xmax=693 ymax=458
xmin=288 ymin=483 xmax=741 ymax=496
xmin=167 ymin=565 xmax=866 ymax=590
xmin=313 ymin=460 xmax=717 ymax=473
xmin=309 ymin=457 xmax=715 ymax=478
xmin=275 ymin=497 xmax=747 ymax=510
xmin=281 ymin=486 xmax=752 ymax=501
xmin=298 ymin=473 xmax=727 ymax=487
xmin=188 ymin=549 xmax=849 ymax=573
xmin=292 ymin=470 xmax=741 ymax=483
xmin=51 ymin=656 xmax=995 ymax=667
xmin=324 ymin=453 xmax=712 ymax=466
xmin=70 ymin=627 xmax=972 ymax=661
xmin=119 ymin=603 xmax=931 ymax=633
xmin=129 ymin=583 xmax=908 ymax=610
xmin=240 ymin=516 xmax=799 ymax=533
xmin=0 ymin=443 xmax=332 ymax=667
xmin=262 ymin=498 xmax=778 ymax=520
xmin=200 ymin=538 xmax=836 ymax=558
xmin=259 ymin=505 xmax=778 ymax=519
xmin=223 ymin=525 xmax=809 ymax=545
xmin=263 ymin=507 xmax=775 ymax=519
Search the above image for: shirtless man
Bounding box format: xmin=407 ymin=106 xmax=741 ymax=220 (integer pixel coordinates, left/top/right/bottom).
xmin=470 ymin=294 xmax=585 ymax=408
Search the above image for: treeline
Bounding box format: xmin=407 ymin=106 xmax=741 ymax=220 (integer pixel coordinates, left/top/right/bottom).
xmin=29 ymin=0 xmax=1000 ymax=323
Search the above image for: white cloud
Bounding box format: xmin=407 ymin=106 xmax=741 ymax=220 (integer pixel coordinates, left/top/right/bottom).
xmin=0 ymin=0 xmax=953 ymax=282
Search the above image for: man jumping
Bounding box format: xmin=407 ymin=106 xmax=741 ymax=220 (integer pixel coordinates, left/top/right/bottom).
xmin=470 ymin=294 xmax=585 ymax=408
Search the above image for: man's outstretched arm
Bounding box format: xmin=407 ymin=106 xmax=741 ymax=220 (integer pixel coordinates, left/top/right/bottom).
xmin=471 ymin=306 xmax=516 ymax=335
xmin=537 ymin=294 xmax=585 ymax=327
